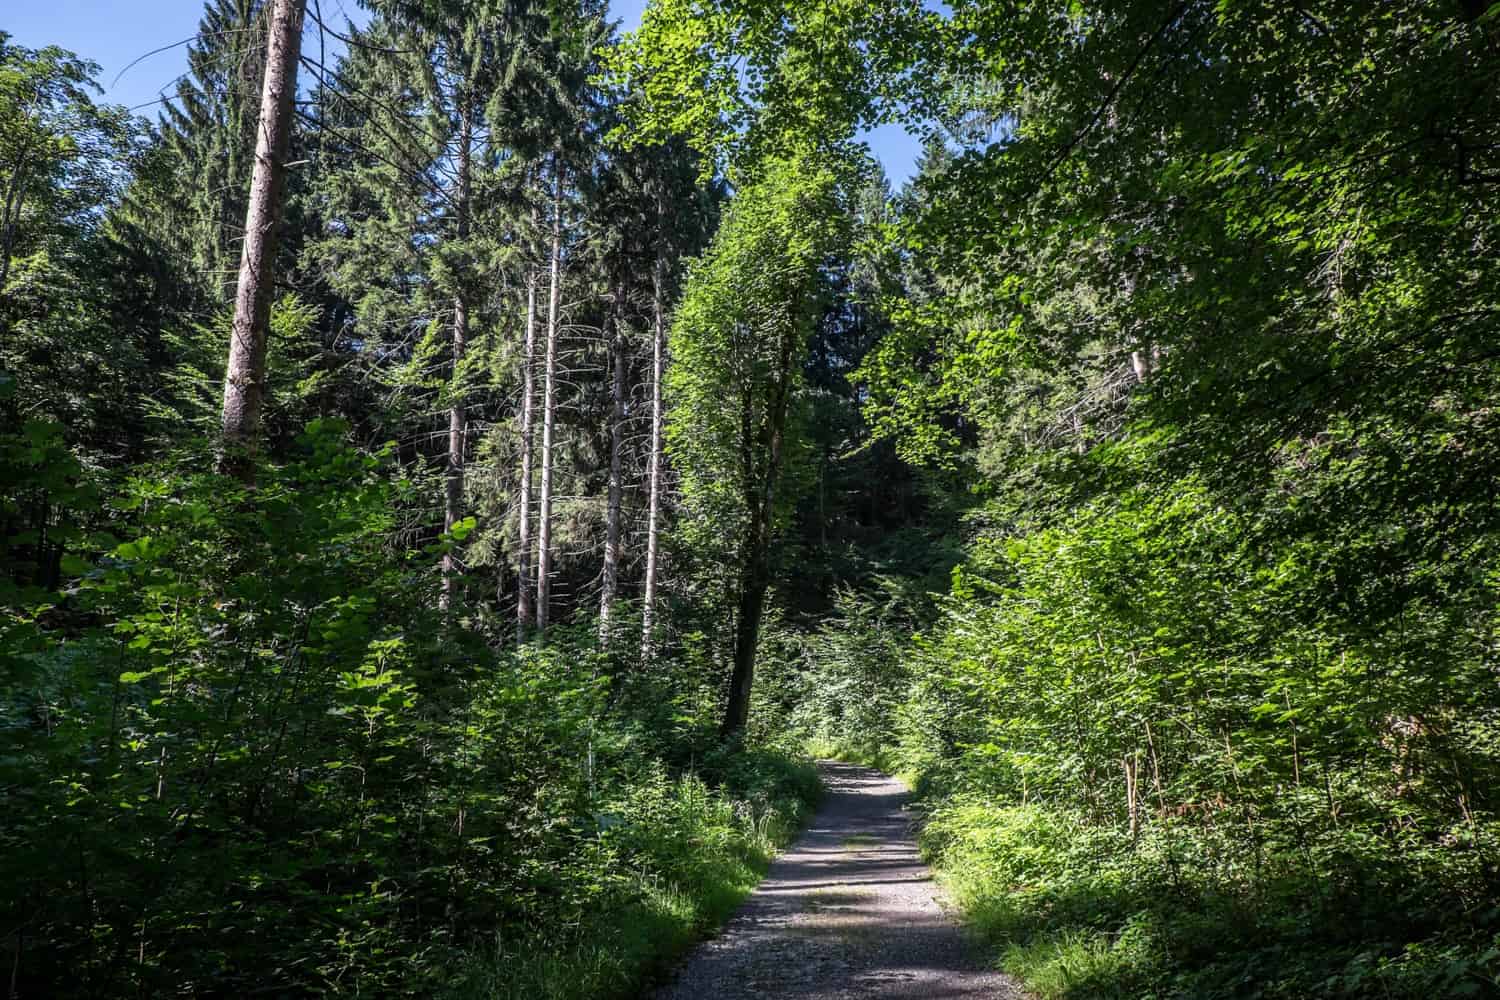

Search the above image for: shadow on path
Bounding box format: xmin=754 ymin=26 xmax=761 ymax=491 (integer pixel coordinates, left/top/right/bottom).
xmin=652 ymin=761 xmax=1023 ymax=999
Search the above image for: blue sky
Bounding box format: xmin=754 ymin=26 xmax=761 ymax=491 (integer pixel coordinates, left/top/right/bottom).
xmin=4 ymin=0 xmax=922 ymax=184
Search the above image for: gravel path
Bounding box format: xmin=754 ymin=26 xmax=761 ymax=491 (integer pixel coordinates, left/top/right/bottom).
xmin=653 ymin=761 xmax=1024 ymax=1000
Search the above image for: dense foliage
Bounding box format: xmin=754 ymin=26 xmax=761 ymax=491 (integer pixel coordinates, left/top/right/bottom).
xmin=1 ymin=10 xmax=818 ymax=995
xmin=8 ymin=0 xmax=1500 ymax=996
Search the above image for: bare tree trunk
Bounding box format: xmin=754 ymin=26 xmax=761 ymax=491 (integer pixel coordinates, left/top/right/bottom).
xmin=439 ymin=104 xmax=472 ymax=611
xmin=535 ymin=160 xmax=563 ymax=632
xmin=219 ymin=0 xmax=306 ymax=480
xmin=640 ymin=247 xmax=666 ymax=660
xmin=1131 ymin=345 xmax=1154 ymax=384
xmin=516 ymin=261 xmax=538 ymax=638
xmin=599 ymin=297 xmax=625 ymax=642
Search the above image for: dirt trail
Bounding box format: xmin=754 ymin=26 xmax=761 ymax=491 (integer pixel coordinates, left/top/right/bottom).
xmin=653 ymin=761 xmax=1023 ymax=999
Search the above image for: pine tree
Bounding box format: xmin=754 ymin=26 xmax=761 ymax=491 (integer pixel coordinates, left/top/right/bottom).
xmin=535 ymin=156 xmax=563 ymax=629
xmin=639 ymin=139 xmax=713 ymax=656
xmin=309 ymin=1 xmax=524 ymax=596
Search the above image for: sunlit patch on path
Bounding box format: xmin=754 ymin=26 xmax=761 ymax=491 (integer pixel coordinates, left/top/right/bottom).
xmin=654 ymin=762 xmax=1024 ymax=999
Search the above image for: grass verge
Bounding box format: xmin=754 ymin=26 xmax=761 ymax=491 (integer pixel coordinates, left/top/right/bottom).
xmin=450 ymin=749 xmax=820 ymax=999
xmin=920 ymin=798 xmax=1500 ymax=999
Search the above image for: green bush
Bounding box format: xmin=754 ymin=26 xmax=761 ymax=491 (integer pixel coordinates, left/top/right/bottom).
xmin=923 ymin=799 xmax=1500 ymax=999
xmin=1 ymin=422 xmax=819 ymax=997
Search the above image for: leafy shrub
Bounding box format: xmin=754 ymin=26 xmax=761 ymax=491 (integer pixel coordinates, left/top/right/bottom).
xmin=1 ymin=422 xmax=819 ymax=997
xmin=922 ymin=800 xmax=1500 ymax=999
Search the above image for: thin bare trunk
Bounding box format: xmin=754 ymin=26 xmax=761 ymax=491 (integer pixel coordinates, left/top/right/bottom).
xmin=219 ymin=0 xmax=306 ymax=480
xmin=440 ymin=104 xmax=472 ymax=611
xmin=535 ymin=161 xmax=563 ymax=632
xmin=516 ymin=262 xmax=538 ymax=637
xmin=599 ymin=298 xmax=625 ymax=642
xmin=641 ymin=247 xmax=666 ymax=659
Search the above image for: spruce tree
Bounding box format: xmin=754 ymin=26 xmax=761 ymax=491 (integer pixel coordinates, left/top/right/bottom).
xmin=161 ymin=0 xmax=268 ymax=304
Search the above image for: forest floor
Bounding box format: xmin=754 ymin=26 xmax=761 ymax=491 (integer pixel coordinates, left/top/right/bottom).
xmin=652 ymin=761 xmax=1023 ymax=999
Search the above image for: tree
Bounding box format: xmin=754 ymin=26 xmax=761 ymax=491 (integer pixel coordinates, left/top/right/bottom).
xmin=598 ymin=287 xmax=624 ymax=639
xmin=637 ymin=138 xmax=715 ymax=656
xmin=515 ymin=204 xmax=540 ymax=633
xmin=667 ymin=155 xmax=850 ymax=734
xmin=535 ymin=157 xmax=563 ymax=629
xmin=0 ymin=38 xmax=132 ymax=302
xmin=640 ymin=232 xmax=667 ymax=654
xmin=530 ymin=0 xmax=610 ymax=632
xmin=309 ymin=0 xmax=530 ymax=600
xmin=0 ymin=38 xmax=156 ymax=462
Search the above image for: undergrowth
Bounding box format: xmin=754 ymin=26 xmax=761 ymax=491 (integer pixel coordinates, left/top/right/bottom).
xmin=920 ymin=800 xmax=1500 ymax=1000
xmin=451 ymin=750 xmax=820 ymax=999
xmin=2 ymin=424 xmax=821 ymax=997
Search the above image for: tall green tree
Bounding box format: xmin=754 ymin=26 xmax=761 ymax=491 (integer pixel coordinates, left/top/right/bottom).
xmin=0 ymin=36 xmax=150 ymax=459
xmin=310 ymin=1 xmax=518 ymax=596
xmin=667 ymin=154 xmax=849 ymax=734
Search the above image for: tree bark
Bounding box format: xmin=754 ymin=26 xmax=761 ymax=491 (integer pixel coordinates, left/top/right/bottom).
xmin=439 ymin=103 xmax=473 ymax=611
xmin=641 ymin=244 xmax=666 ymax=659
xmin=599 ymin=296 xmax=625 ymax=642
xmin=1130 ymin=349 xmax=1149 ymax=383
xmin=535 ymin=159 xmax=563 ymax=632
xmin=218 ymin=0 xmax=306 ymax=480
xmin=516 ymin=259 xmax=538 ymax=637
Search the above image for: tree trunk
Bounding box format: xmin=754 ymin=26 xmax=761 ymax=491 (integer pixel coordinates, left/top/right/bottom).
xmin=439 ymin=103 xmax=472 ymax=611
xmin=641 ymin=246 xmax=666 ymax=660
xmin=516 ymin=260 xmax=538 ymax=637
xmin=720 ymin=311 xmax=798 ymax=737
xmin=218 ymin=0 xmax=306 ymax=480
xmin=1124 ymin=753 xmax=1140 ymax=841
xmin=535 ymin=160 xmax=563 ymax=632
xmin=721 ymin=542 xmax=769 ymax=736
xmin=599 ymin=296 xmax=625 ymax=642
xmin=0 ymin=157 xmax=32 ymax=299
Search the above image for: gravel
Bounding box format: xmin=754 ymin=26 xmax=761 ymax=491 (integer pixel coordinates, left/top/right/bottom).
xmin=652 ymin=761 xmax=1025 ymax=999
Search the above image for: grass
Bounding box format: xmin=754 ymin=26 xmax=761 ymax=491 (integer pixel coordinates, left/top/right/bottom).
xmin=449 ymin=751 xmax=821 ymax=999
xmin=920 ymin=799 xmax=1500 ymax=999
xmin=464 ymin=864 xmax=765 ymax=998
